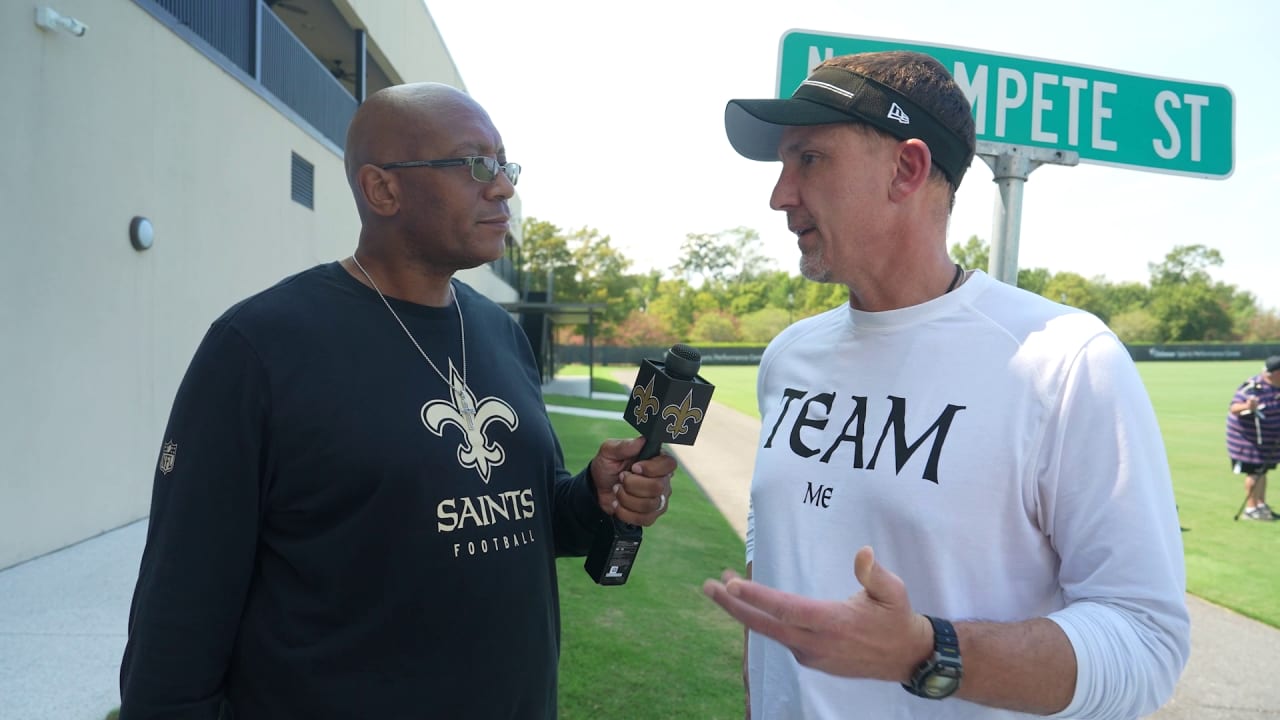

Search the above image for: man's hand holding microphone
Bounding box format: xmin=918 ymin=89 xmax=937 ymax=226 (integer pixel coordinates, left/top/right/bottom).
xmin=585 ymin=344 xmax=715 ymax=585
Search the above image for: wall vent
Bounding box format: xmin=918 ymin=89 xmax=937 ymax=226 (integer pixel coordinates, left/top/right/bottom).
xmin=291 ymin=152 xmax=314 ymax=209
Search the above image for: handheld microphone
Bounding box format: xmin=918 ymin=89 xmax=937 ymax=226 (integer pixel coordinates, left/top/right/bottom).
xmin=584 ymin=343 xmax=715 ymax=585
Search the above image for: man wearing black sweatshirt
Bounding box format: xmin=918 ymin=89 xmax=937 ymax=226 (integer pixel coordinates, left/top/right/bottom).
xmin=119 ymin=82 xmax=676 ymax=719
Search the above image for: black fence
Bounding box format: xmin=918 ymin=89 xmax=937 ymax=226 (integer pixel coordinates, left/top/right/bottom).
xmin=1126 ymin=344 xmax=1280 ymax=362
xmin=555 ymin=343 xmax=1280 ymax=367
xmin=557 ymin=345 xmax=767 ymax=366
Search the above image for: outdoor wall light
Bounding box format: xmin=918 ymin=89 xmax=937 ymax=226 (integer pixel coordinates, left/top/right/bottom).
xmin=130 ymin=216 xmax=154 ymax=251
xmin=34 ymin=6 xmax=89 ymax=37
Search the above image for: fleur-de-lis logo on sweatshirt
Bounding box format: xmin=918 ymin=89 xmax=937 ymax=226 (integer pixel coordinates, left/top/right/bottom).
xmin=421 ymin=361 xmax=518 ymax=483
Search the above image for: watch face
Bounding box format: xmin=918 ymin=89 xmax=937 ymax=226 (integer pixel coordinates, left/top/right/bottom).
xmin=921 ymin=661 xmax=962 ymax=696
xmin=906 ymin=617 xmax=962 ymax=700
xmin=923 ymin=672 xmax=960 ymax=698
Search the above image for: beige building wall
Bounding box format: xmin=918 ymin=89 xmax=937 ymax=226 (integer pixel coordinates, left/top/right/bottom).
xmin=343 ymin=0 xmax=462 ymax=88
xmin=0 ymin=0 xmax=518 ymax=569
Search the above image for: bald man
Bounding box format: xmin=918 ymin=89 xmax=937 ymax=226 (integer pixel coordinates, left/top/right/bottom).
xmin=119 ymin=83 xmax=676 ymax=719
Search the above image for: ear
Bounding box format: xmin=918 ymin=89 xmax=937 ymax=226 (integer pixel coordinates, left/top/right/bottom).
xmin=356 ymin=164 xmax=401 ymax=217
xmin=888 ymin=138 xmax=933 ymax=202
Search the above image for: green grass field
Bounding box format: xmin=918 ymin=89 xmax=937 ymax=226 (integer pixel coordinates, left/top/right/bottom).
xmin=574 ymin=360 xmax=1280 ymax=625
xmin=549 ymin=410 xmax=746 ymax=719
xmin=1140 ymin=360 xmax=1280 ymax=626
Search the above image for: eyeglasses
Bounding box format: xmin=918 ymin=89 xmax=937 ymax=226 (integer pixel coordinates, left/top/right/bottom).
xmin=378 ymin=156 xmax=520 ymax=185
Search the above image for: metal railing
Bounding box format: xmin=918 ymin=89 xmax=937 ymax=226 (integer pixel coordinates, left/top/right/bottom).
xmin=489 ymin=237 xmax=522 ymax=290
xmin=259 ymin=10 xmax=357 ymax=148
xmin=152 ymin=0 xmax=255 ymax=75
xmin=140 ymin=0 xmax=356 ymax=149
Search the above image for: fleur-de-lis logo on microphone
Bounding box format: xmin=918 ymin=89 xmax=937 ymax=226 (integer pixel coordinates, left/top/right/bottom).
xmin=631 ymin=376 xmax=660 ymax=426
xmin=662 ymin=389 xmax=704 ymax=440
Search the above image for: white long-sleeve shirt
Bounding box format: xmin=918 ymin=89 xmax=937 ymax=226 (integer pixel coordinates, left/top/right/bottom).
xmin=746 ymin=270 xmax=1189 ymax=720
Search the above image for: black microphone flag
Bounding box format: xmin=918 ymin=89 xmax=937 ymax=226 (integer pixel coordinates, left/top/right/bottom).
xmin=585 ymin=343 xmax=715 ymax=585
xmin=625 ymin=344 xmax=715 ymax=458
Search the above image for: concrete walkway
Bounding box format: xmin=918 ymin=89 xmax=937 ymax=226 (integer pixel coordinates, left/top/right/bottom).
xmin=0 ymin=519 xmax=140 ymax=720
xmin=3 ymin=374 xmax=1278 ymax=718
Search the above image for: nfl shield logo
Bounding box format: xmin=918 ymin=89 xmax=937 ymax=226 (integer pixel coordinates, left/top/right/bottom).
xmin=159 ymin=440 xmax=178 ymax=475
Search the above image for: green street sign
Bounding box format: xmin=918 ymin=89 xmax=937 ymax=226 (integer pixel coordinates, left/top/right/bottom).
xmin=779 ymin=30 xmax=1234 ymax=178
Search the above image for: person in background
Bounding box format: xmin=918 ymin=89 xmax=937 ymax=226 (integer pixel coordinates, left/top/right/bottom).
xmin=1227 ymin=355 xmax=1280 ymax=520
xmin=702 ymin=50 xmax=1189 ymax=719
xmin=119 ymin=82 xmax=676 ymax=719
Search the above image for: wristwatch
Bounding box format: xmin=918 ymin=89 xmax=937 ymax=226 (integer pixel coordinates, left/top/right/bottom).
xmin=902 ymin=615 xmax=963 ymax=699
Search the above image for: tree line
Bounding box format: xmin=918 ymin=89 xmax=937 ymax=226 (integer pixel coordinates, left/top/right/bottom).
xmin=517 ymin=217 xmax=1280 ymax=346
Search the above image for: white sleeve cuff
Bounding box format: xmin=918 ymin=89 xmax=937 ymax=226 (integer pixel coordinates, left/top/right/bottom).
xmin=1047 ymin=599 xmax=1189 ymax=720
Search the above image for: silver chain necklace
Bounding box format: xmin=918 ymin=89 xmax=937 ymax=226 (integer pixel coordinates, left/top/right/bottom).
xmin=349 ymin=254 xmax=476 ymax=428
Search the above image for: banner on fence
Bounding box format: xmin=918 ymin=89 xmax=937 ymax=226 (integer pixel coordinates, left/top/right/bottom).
xmin=560 ymin=344 xmax=1280 ymax=366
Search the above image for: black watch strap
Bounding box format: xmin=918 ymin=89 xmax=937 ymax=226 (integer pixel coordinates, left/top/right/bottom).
xmin=902 ymin=615 xmax=963 ymax=699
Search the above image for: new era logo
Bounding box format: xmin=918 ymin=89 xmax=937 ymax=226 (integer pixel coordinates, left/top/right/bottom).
xmin=887 ymin=102 xmax=910 ymax=125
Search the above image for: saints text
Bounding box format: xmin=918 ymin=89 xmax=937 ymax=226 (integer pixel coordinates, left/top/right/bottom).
xmin=437 ymin=488 xmax=536 ymax=532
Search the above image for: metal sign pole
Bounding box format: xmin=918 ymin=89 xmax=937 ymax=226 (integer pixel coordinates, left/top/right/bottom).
xmin=975 ymin=141 xmax=1079 ymax=285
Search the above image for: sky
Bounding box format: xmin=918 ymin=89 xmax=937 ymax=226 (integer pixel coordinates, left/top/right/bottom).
xmin=426 ymin=0 xmax=1278 ymax=309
